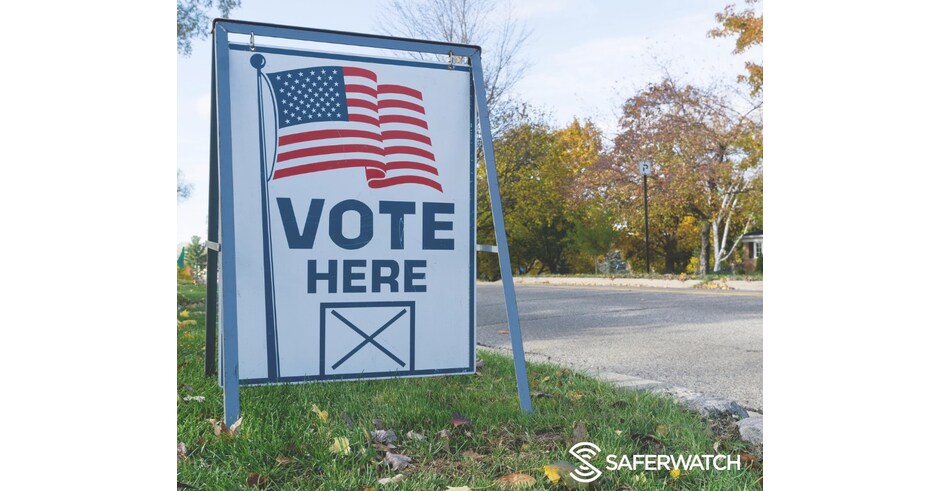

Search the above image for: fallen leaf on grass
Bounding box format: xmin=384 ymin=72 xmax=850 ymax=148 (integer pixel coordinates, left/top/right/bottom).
xmin=377 ymin=473 xmax=405 ymax=485
xmin=451 ymin=412 xmax=471 ymax=427
xmin=739 ymin=452 xmax=759 ymax=469
xmin=670 ymin=468 xmax=681 ymax=480
xmin=567 ymin=391 xmax=583 ymax=402
xmin=311 ymin=404 xmax=329 ymax=422
xmin=655 ymin=424 xmax=669 ymax=437
xmin=275 ymin=456 xmax=295 ymax=465
xmin=406 ymin=430 xmax=425 ymax=440
xmin=495 ymin=472 xmax=537 ymax=488
xmin=183 ymin=395 xmax=205 ymax=402
xmin=371 ymin=429 xmax=398 ymax=444
xmin=475 ymin=359 xmax=486 ymax=369
xmin=437 ymin=429 xmax=451 ymax=439
xmin=532 ymin=391 xmax=551 ymax=398
xmin=179 ymin=310 xmax=190 ymax=318
xmin=543 ymin=462 xmax=575 ymax=484
xmin=208 ymin=417 xmax=243 ymax=437
xmin=247 ymin=472 xmax=267 ymax=488
xmin=329 ymin=437 xmax=351 ymax=455
xmin=445 ymin=487 xmax=471 ymax=491
xmin=178 ymin=320 xmax=197 ymax=328
xmin=572 ymin=421 xmax=588 ymax=442
xmin=373 ymin=418 xmax=385 ymax=430
xmin=383 ymin=452 xmax=412 ymax=471
xmin=177 ymin=442 xmax=187 ymax=461
xmin=462 ymin=450 xmax=483 ymax=459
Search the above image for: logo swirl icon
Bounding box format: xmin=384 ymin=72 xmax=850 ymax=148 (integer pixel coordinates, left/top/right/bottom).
xmin=568 ymin=442 xmax=603 ymax=483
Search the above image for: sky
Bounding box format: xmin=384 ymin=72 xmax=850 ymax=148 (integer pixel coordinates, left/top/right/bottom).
xmin=177 ymin=0 xmax=761 ymax=243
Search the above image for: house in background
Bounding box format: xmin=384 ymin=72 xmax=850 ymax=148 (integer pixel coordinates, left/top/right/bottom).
xmin=742 ymin=231 xmax=763 ymax=273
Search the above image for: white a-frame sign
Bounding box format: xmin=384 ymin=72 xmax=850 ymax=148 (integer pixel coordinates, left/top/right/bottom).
xmin=206 ymin=20 xmax=531 ymax=425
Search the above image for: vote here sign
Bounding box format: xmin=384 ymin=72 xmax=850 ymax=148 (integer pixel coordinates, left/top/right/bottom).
xmin=221 ymin=44 xmax=475 ymax=385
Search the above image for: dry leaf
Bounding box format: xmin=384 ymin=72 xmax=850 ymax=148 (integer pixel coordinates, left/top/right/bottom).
xmin=311 ymin=404 xmax=329 ymax=422
xmin=475 ymin=359 xmax=485 ymax=369
xmin=179 ymin=310 xmax=190 ymax=318
xmin=377 ymin=473 xmax=405 ymax=485
xmin=572 ymin=421 xmax=587 ymax=442
xmin=183 ymin=395 xmax=205 ymax=402
xmin=655 ymin=424 xmax=669 ymax=437
xmin=177 ymin=442 xmax=187 ymax=461
xmin=329 ymin=437 xmax=351 ymax=455
xmin=437 ymin=429 xmax=451 ymax=439
xmin=373 ymin=418 xmax=385 ymax=430
xmin=543 ymin=462 xmax=575 ymax=485
xmin=209 ymin=417 xmax=243 ymax=437
xmin=229 ymin=417 xmax=243 ymax=435
xmin=451 ymin=412 xmax=470 ymax=427
xmin=383 ymin=453 xmax=412 ymax=471
xmin=446 ymin=487 xmax=472 ymax=491
xmin=567 ymin=391 xmax=583 ymax=402
xmin=275 ymin=456 xmax=295 ymax=465
xmin=372 ymin=429 xmax=398 ymax=444
xmin=495 ymin=472 xmax=537 ymax=488
xmin=247 ymin=472 xmax=267 ymax=488
xmin=670 ymin=468 xmax=681 ymax=480
xmin=406 ymin=430 xmax=425 ymax=440
xmin=532 ymin=391 xmax=551 ymax=398
xmin=740 ymin=452 xmax=759 ymax=468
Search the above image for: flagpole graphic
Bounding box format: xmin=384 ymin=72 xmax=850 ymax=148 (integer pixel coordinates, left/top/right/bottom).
xmin=251 ymin=53 xmax=280 ymax=381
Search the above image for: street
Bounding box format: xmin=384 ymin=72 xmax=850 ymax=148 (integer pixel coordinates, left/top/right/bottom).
xmin=476 ymin=283 xmax=763 ymax=411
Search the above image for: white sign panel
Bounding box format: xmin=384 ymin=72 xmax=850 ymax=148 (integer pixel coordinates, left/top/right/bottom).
xmin=638 ymin=160 xmax=651 ymax=176
xmin=221 ymin=44 xmax=475 ymax=385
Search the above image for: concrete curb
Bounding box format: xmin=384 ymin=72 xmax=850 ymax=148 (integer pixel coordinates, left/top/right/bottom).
xmin=477 ymin=345 xmax=763 ymax=447
xmin=481 ymin=276 xmax=763 ymax=292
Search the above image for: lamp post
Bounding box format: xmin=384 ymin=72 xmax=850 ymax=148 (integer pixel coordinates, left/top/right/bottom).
xmin=639 ymin=160 xmax=652 ymax=274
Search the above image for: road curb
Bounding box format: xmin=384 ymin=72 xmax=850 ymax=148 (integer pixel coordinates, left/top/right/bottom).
xmin=480 ymin=276 xmax=763 ymax=292
xmin=477 ymin=345 xmax=763 ymax=447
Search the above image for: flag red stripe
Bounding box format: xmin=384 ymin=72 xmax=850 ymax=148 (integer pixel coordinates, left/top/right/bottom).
xmin=346 ymin=84 xmax=378 ymax=97
xmin=342 ymin=67 xmax=377 ymax=81
xmin=279 ymin=129 xmax=381 ymax=146
xmin=348 ymin=114 xmax=380 ymax=126
xmin=384 ymin=145 xmax=435 ymax=160
xmin=272 ymin=159 xmax=383 ymax=179
xmin=347 ymin=99 xmax=379 ymax=112
xmin=378 ymin=99 xmax=425 ymax=114
xmin=378 ymin=84 xmax=423 ymax=99
xmin=277 ymin=144 xmax=384 ymax=163
xmin=385 ymin=161 xmax=439 ymax=175
xmin=378 ymin=115 xmax=428 ymax=129
xmin=380 ymin=130 xmax=432 ymax=145
xmin=368 ymin=175 xmax=443 ymax=192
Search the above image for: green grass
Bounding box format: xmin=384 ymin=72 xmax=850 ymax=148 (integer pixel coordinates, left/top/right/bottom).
xmin=178 ymin=280 xmax=761 ymax=490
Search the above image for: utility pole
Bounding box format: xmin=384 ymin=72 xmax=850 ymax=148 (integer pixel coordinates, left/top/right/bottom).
xmin=639 ymin=161 xmax=652 ymax=274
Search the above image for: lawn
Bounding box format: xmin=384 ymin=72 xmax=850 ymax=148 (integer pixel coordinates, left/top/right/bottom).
xmin=178 ymin=280 xmax=761 ymax=490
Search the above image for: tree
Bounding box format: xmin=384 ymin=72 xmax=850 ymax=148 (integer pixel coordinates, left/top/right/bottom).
xmin=177 ymin=0 xmax=241 ymax=56
xmin=708 ymin=0 xmax=763 ymax=96
xmin=603 ymin=78 xmax=762 ymax=274
xmin=178 ymin=169 xmax=193 ymax=201
xmin=185 ymin=236 xmax=207 ymax=279
xmin=378 ymin=0 xmax=531 ymax=133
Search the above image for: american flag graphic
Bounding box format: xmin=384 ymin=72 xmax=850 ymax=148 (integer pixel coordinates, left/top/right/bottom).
xmin=266 ymin=65 xmax=442 ymax=192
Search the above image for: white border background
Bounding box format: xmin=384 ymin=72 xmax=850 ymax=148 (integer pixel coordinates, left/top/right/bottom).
xmin=2 ymin=1 xmax=939 ymax=488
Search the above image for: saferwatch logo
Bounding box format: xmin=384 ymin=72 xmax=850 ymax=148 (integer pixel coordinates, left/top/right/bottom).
xmin=568 ymin=442 xmax=603 ymax=483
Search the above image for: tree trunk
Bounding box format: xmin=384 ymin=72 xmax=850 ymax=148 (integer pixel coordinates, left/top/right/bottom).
xmin=698 ymin=222 xmax=709 ymax=275
xmin=663 ymin=236 xmax=678 ymax=274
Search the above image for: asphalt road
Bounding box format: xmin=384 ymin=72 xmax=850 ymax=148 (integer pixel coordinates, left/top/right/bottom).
xmin=476 ymin=284 xmax=763 ymax=411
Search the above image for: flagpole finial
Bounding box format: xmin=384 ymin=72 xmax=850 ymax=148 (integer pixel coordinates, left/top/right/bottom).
xmin=250 ymin=54 xmax=266 ymax=70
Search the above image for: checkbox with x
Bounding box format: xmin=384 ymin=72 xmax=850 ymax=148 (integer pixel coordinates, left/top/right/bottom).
xmin=319 ymin=301 xmax=416 ymax=377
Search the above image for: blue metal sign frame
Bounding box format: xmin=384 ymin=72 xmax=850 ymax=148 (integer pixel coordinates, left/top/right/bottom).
xmin=209 ymin=19 xmax=532 ymax=425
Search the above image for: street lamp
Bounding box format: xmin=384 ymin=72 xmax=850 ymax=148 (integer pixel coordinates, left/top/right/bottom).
xmin=638 ymin=160 xmax=652 ymax=274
